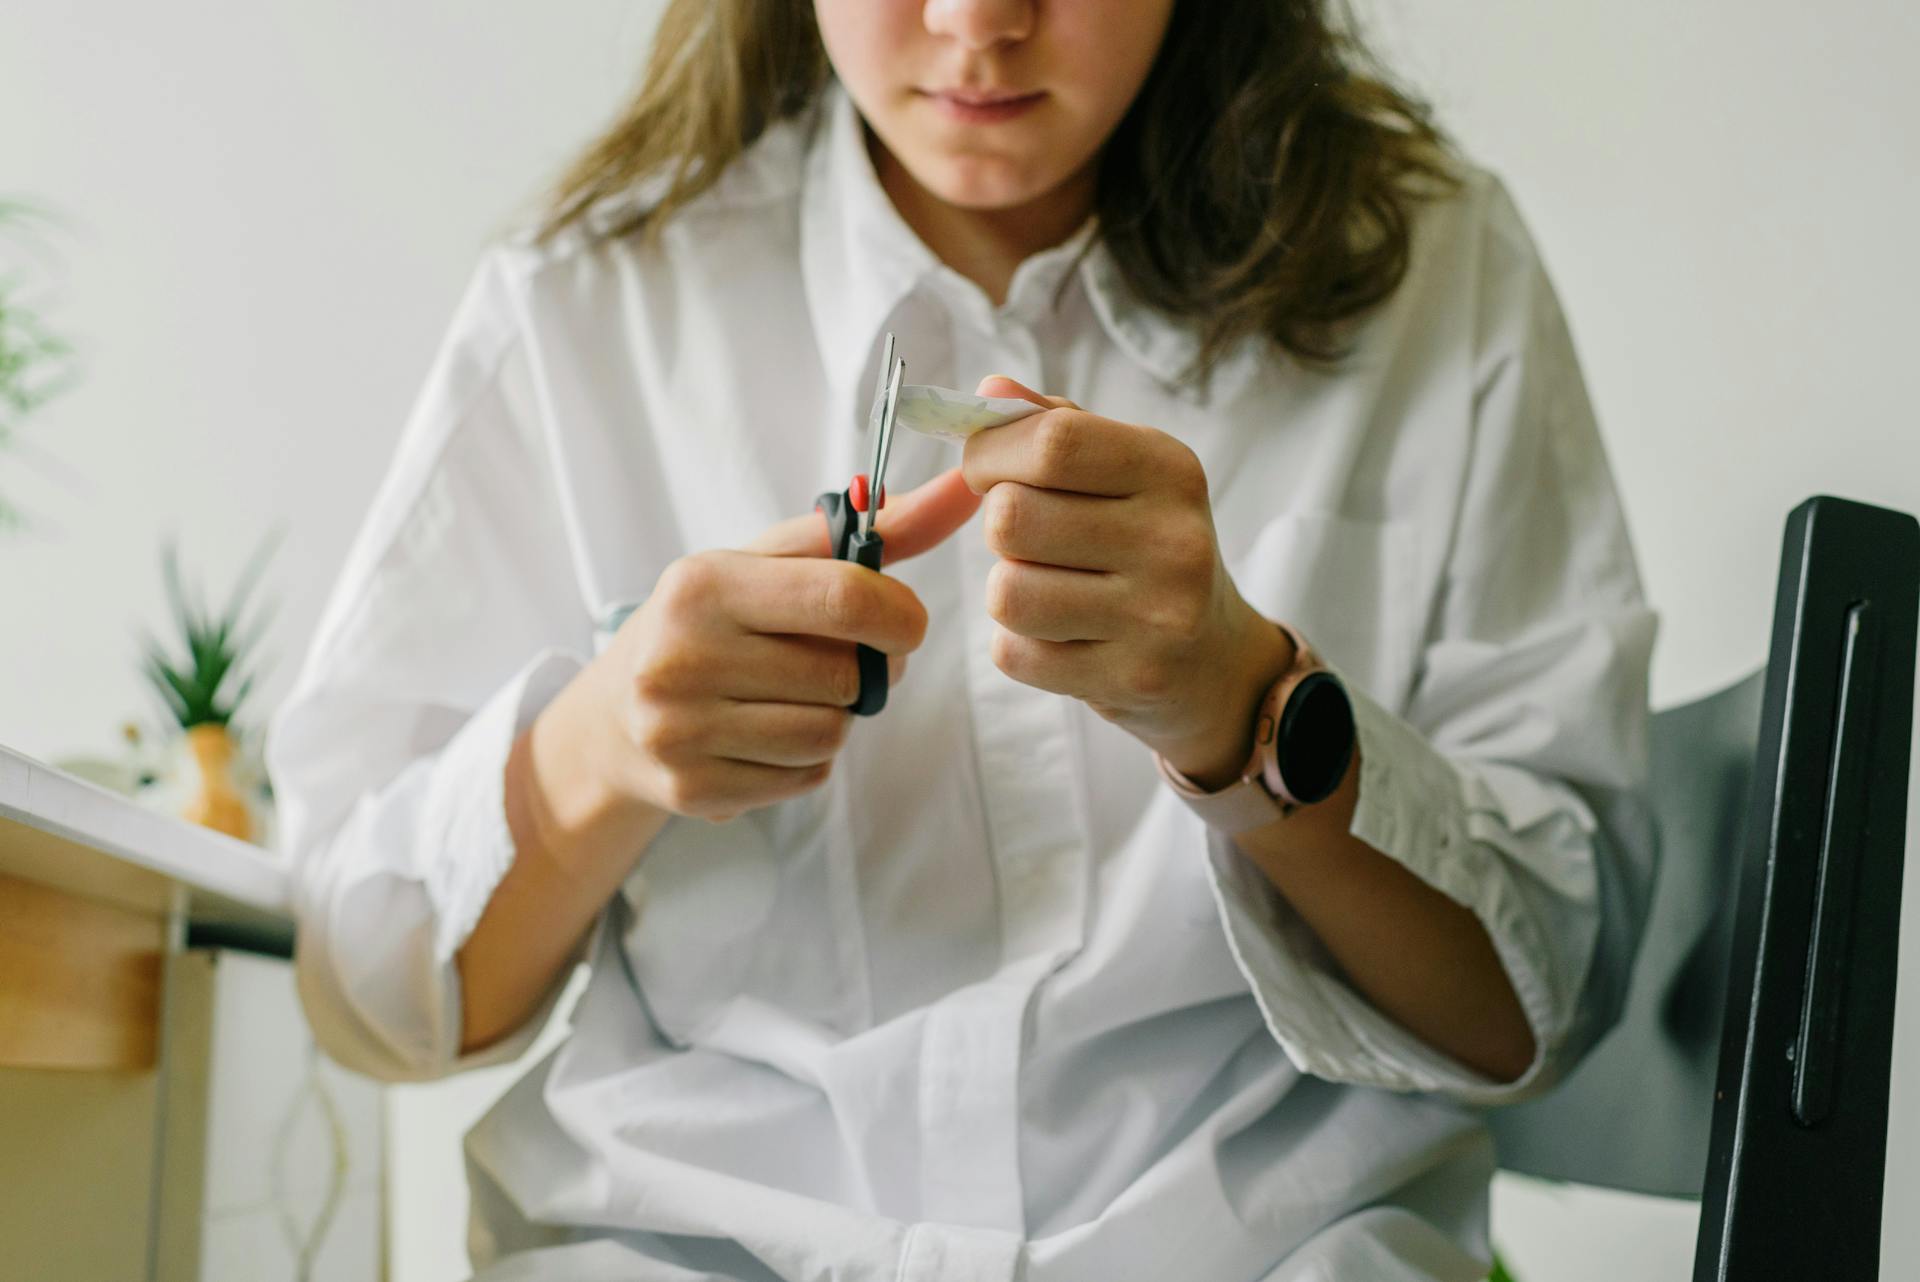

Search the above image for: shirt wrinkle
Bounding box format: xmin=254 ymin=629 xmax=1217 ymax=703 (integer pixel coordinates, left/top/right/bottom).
xmin=316 ymin=274 xmax=527 ymax=671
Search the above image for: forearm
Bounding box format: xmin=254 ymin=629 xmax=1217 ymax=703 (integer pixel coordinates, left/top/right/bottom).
xmin=1226 ymin=748 xmax=1536 ymax=1084
xmin=457 ymin=671 xmax=670 ymax=1054
xmin=1158 ymin=623 xmax=1535 ymax=1085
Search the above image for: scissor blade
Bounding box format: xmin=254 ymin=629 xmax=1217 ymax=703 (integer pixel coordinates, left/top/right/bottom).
xmin=868 ymin=332 xmax=897 ymax=436
xmin=863 ymin=357 xmax=905 ymax=542
xmin=875 ymin=359 xmax=902 ymax=492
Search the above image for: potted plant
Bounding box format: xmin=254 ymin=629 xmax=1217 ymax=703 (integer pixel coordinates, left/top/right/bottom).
xmin=139 ymin=535 xmax=279 ymax=842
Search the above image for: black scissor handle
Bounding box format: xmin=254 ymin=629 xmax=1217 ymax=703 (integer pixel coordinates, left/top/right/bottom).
xmin=815 ymin=488 xmax=888 ymax=716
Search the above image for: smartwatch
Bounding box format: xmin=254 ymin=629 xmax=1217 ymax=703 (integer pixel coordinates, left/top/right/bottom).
xmin=1153 ymin=620 xmax=1356 ymax=833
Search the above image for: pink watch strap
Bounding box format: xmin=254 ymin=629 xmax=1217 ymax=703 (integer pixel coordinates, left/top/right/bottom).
xmin=1154 ymin=750 xmax=1295 ymax=831
xmin=1152 ymin=620 xmax=1318 ymax=833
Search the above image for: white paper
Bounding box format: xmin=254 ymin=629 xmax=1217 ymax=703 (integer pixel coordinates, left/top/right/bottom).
xmin=885 ymin=384 xmax=1046 ymax=442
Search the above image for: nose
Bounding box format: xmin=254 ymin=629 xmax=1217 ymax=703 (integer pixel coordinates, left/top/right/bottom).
xmin=922 ymin=0 xmax=1034 ymax=50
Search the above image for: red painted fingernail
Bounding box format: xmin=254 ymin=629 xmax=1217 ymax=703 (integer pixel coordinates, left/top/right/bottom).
xmin=850 ymin=473 xmax=869 ymax=512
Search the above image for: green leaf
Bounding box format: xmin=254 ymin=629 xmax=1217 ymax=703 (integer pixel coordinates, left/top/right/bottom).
xmin=141 ymin=653 xmax=192 ymax=726
xmin=0 ymin=197 xmax=78 ymax=536
xmin=136 ymin=533 xmax=280 ymax=730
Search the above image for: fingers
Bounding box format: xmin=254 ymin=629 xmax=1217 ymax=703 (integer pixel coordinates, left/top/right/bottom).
xmin=869 ymin=466 xmax=982 ymax=563
xmin=675 ymin=551 xmax=929 ymax=654
xmin=739 ymin=467 xmax=981 ymax=565
xmin=662 ymin=757 xmax=835 ymax=821
xmin=980 ymin=482 xmax=1129 ymax=572
xmin=961 ymin=405 xmax=1159 ymax=499
xmin=743 ymin=558 xmax=925 ymax=653
xmin=738 ymin=507 xmax=833 ymax=558
xmin=712 ymin=633 xmax=908 ymax=706
xmin=704 ymin=700 xmax=853 ymax=768
xmin=976 ymin=375 xmax=1079 ymax=411
xmin=985 ymin=558 xmax=1125 ymax=641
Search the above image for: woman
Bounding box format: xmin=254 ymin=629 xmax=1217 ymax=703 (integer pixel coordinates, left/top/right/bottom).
xmin=268 ymin=2 xmax=1657 ymax=1278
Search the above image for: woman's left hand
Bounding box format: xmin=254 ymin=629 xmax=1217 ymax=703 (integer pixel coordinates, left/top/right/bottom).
xmin=961 ymin=377 xmax=1293 ymax=780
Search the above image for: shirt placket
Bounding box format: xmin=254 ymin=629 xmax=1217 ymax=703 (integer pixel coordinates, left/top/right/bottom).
xmin=913 ymin=313 xmax=1090 ymax=1251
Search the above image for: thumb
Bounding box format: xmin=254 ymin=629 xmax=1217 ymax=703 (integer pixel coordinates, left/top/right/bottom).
xmin=739 ymin=466 xmax=982 ymax=563
xmin=976 ymin=374 xmax=1079 ymax=412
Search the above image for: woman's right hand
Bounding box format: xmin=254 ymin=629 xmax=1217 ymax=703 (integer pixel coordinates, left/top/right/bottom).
xmin=464 ymin=466 xmax=980 ymax=1053
xmin=575 ymin=465 xmax=983 ymax=824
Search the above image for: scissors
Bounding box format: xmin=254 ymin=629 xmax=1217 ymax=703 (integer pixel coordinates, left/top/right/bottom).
xmin=814 ymin=331 xmax=905 ymax=716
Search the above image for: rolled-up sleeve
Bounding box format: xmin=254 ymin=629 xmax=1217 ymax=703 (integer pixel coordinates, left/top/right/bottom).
xmin=1205 ymin=176 xmax=1659 ymax=1107
xmin=265 ymin=247 xmax=593 ymax=1082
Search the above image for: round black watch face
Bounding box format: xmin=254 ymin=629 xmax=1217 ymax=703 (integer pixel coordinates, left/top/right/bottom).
xmin=1276 ymin=672 xmax=1356 ymax=805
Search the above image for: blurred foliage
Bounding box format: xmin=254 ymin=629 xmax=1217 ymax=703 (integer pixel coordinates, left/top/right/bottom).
xmin=140 ymin=533 xmax=281 ymax=731
xmin=0 ymin=197 xmax=80 ymax=532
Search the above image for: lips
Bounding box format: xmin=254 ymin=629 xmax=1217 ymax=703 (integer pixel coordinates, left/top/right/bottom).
xmin=931 ymin=89 xmax=1039 ymax=106
xmin=918 ymin=87 xmax=1047 ymax=123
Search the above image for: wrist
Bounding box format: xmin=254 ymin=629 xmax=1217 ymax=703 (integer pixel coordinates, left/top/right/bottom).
xmin=1155 ymin=615 xmax=1298 ymax=790
xmin=513 ymin=666 xmax=669 ymax=883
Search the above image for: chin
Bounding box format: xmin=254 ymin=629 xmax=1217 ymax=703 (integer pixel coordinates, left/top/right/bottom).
xmin=917 ymin=158 xmax=1059 ymax=213
xmin=933 ymin=184 xmax=1043 ymax=213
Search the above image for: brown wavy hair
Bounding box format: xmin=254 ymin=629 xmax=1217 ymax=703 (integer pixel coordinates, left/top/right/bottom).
xmin=533 ymin=1 xmax=1457 ymax=381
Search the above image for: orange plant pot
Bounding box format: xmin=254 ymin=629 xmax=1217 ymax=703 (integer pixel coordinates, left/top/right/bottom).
xmin=179 ymin=722 xmax=253 ymax=843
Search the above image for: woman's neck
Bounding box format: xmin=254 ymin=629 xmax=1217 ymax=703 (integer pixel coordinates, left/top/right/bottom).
xmin=869 ymin=129 xmax=1095 ymax=308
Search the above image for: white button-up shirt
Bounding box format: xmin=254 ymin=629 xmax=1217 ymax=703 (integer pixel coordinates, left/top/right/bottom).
xmin=268 ymin=81 xmax=1657 ymax=1282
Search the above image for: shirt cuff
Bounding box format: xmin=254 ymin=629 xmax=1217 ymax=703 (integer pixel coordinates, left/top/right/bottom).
xmin=420 ymin=647 xmax=586 ymax=967
xmin=1200 ymin=678 xmax=1595 ymax=1107
xmin=410 ymin=646 xmax=587 ymax=1071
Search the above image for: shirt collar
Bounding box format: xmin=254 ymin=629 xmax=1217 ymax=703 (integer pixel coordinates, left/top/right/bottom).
xmin=799 ymin=81 xmax=1238 ymax=422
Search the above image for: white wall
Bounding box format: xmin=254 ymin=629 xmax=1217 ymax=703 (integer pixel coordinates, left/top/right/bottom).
xmin=0 ymin=0 xmax=654 ymax=754
xmin=5 ymin=2 xmax=1916 ymax=1280
xmin=1344 ymin=2 xmax=1920 ymax=1276
xmin=3 ymin=6 xmax=650 ymax=1280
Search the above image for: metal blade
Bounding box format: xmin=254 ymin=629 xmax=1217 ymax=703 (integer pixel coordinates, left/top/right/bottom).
xmin=864 ymin=357 xmax=904 ymax=542
xmin=867 ymin=331 xmax=897 ymax=437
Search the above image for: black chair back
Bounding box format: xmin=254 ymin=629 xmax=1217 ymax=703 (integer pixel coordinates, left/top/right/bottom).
xmin=1489 ymin=495 xmax=1919 ymax=1281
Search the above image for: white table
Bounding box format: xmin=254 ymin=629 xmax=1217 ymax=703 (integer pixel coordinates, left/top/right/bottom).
xmin=0 ymin=745 xmax=381 ymax=1281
